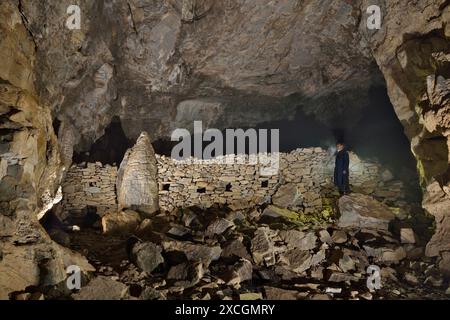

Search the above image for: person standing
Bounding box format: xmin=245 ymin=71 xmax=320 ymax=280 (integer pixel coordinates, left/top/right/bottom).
xmin=334 ymin=142 xmax=350 ymax=195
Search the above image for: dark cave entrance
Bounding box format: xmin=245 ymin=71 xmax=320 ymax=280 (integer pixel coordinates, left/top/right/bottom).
xmin=248 ymin=86 xmax=422 ymax=202
xmin=73 ymin=116 xmax=132 ymax=165
xmin=253 ymin=86 xmax=416 ymax=173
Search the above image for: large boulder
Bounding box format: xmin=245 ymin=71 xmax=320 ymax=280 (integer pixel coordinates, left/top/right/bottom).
xmin=279 ymin=230 xmax=317 ymax=250
xmin=116 ymin=132 xmax=159 ymax=216
xmin=272 ymin=183 xmax=303 ymax=209
xmin=251 ymin=227 xmax=276 ymax=266
xmin=261 ymin=205 xmax=299 ymax=220
xmin=130 ymin=242 xmax=164 ymax=274
xmin=167 ymin=261 xmax=204 ymax=289
xmin=72 ymin=276 xmax=129 ymax=300
xmin=423 ymin=181 xmax=450 ymax=257
xmin=364 ymin=246 xmax=407 ymax=265
xmin=162 ymin=241 xmax=221 ymax=268
xmin=221 ymin=239 xmax=252 ymax=261
xmin=264 ymin=286 xmax=302 ymax=300
xmin=337 ymin=193 xmax=395 ymax=230
xmin=222 ymin=259 xmax=253 ymax=286
xmin=101 ymin=210 xmax=141 ymax=235
xmin=205 ymin=218 xmax=234 ymax=237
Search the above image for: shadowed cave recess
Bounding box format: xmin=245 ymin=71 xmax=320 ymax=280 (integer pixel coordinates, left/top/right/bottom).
xmin=1 ymin=0 xmax=449 ymax=301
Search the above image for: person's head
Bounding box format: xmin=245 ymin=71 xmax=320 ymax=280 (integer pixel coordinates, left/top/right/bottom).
xmin=336 ymin=142 xmax=345 ymax=152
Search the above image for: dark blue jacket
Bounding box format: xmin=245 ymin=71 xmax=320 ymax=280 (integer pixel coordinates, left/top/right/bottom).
xmin=334 ymin=149 xmax=349 ymax=187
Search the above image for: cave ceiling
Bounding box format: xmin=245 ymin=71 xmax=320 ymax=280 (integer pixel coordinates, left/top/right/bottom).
xmin=21 ymin=0 xmax=384 ymax=151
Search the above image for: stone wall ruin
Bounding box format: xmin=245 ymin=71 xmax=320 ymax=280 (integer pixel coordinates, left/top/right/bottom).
xmin=61 ymin=148 xmax=406 ymax=218
xmin=61 ymin=162 xmax=118 ymax=219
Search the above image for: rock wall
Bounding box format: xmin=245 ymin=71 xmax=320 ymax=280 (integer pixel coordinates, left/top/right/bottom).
xmin=61 ymin=162 xmax=118 ymax=218
xmin=359 ymin=0 xmax=450 ymax=265
xmin=0 ymin=1 xmax=92 ymax=300
xmin=61 ymin=148 xmax=404 ymax=216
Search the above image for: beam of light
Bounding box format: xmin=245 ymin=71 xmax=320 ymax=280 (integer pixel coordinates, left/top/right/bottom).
xmin=37 ymin=186 xmax=63 ymax=220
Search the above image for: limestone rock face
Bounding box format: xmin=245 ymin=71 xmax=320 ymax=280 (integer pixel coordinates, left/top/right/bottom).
xmin=117 ymin=132 xmax=159 ymax=216
xmin=0 ymin=241 xmax=95 ymax=300
xmin=360 ymin=1 xmax=450 ymax=268
xmin=0 ymin=244 xmax=40 ymax=300
xmin=338 ymin=193 xmax=395 ymax=230
xmin=423 ymin=181 xmax=450 ymax=257
xmin=16 ymin=0 xmax=380 ymax=148
xmin=0 ymin=1 xmax=93 ymax=299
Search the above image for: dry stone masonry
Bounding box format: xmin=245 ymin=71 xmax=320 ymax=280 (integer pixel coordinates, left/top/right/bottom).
xmin=61 ymin=162 xmax=118 ymax=218
xmin=157 ymin=148 xmax=405 ymax=213
xmin=61 ymin=148 xmax=406 ymax=217
xmin=157 ymin=154 xmax=279 ymax=212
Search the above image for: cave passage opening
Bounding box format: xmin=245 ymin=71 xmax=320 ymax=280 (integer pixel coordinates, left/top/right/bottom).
xmin=252 ymin=86 xmax=422 ymax=203
xmin=73 ymin=116 xmax=133 ymax=165
xmin=152 ymin=86 xmax=421 ymax=202
xmin=252 ymin=86 xmax=417 ymax=174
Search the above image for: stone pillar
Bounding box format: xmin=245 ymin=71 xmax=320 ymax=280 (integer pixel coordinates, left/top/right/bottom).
xmin=117 ymin=132 xmax=159 ymax=216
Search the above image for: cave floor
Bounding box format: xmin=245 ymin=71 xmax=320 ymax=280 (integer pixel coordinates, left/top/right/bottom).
xmin=48 ymin=205 xmax=450 ymax=301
